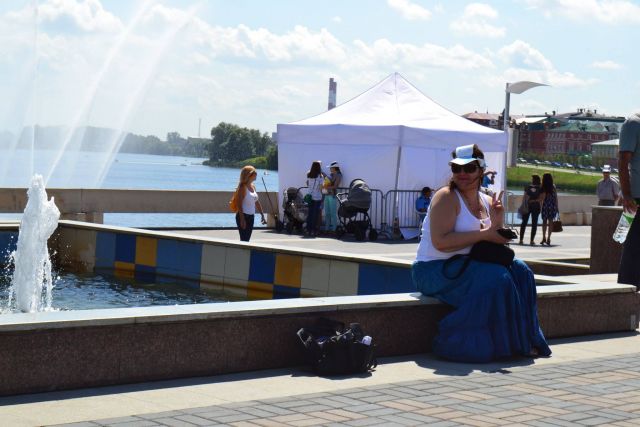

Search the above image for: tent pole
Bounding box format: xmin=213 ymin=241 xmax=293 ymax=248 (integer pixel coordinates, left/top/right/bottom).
xmin=391 ymin=126 xmax=405 ymax=237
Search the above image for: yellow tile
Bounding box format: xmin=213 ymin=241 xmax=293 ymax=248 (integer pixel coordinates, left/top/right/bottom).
xmin=274 ymin=254 xmax=302 ymax=287
xmin=114 ymin=261 xmax=135 ymax=279
xmin=247 ymin=281 xmax=273 ymax=300
xmin=135 ymin=236 xmax=157 ymax=267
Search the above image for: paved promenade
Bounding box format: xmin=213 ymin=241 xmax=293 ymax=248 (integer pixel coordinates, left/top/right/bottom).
xmin=1 ymin=333 xmax=638 ymax=426
xmin=168 ymin=225 xmax=592 ymax=263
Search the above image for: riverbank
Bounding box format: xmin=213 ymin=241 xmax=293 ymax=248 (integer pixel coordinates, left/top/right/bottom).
xmin=507 ymin=165 xmax=601 ymax=194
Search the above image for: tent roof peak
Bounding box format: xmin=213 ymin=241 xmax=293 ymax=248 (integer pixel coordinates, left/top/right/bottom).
xmin=285 ymin=73 xmax=500 ymax=135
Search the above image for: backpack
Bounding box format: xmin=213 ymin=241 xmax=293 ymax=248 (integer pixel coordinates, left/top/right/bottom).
xmin=297 ymin=318 xmax=377 ymax=376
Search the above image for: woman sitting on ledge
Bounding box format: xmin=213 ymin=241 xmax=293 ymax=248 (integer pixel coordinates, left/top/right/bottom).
xmin=411 ymin=144 xmax=551 ymax=363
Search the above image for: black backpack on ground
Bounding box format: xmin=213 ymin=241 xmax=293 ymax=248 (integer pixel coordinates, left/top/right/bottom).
xmin=297 ymin=318 xmax=377 ymax=376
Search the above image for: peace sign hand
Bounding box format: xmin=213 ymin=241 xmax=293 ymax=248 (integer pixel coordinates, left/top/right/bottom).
xmin=490 ymin=190 xmax=505 ymax=227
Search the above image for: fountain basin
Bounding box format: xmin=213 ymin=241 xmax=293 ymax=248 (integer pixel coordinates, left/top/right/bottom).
xmin=0 ymin=221 xmax=637 ymax=396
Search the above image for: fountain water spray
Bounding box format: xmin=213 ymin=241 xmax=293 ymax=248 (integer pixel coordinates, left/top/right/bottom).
xmin=9 ymin=174 xmax=60 ymax=312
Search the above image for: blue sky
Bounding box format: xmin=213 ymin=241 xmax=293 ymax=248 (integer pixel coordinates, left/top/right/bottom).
xmin=1 ymin=0 xmax=639 ymax=139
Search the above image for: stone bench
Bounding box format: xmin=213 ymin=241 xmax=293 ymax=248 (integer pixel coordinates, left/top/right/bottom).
xmin=0 ymin=283 xmax=637 ymax=396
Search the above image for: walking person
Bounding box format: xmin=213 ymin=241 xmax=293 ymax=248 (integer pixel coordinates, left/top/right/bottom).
xmin=305 ymin=161 xmax=325 ymax=237
xmin=539 ymin=173 xmax=558 ymax=246
xmin=618 ymin=112 xmax=640 ymax=289
xmin=411 ymin=143 xmax=550 ymax=362
xmin=323 ymin=161 xmax=342 ymax=233
xmin=230 ymin=165 xmax=266 ymax=242
xmin=596 ymin=165 xmax=620 ymax=206
xmin=519 ymin=174 xmax=542 ymax=245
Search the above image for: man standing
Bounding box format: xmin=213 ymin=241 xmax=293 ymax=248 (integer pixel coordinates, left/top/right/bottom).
xmin=596 ymin=165 xmax=620 ymax=206
xmin=618 ymin=112 xmax=640 ymax=289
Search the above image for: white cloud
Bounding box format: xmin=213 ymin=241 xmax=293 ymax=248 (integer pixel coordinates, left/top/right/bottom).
xmin=591 ymin=60 xmax=622 ymax=70
xmin=37 ymin=0 xmax=123 ymax=32
xmin=387 ymin=0 xmax=432 ymax=21
xmin=450 ymin=3 xmax=506 ymax=38
xmin=497 ymin=40 xmax=597 ymax=88
xmin=192 ymin=23 xmax=348 ymax=63
xmin=524 ymin=0 xmax=640 ymax=24
xmin=350 ymin=38 xmax=494 ymax=70
xmin=332 ymin=16 xmax=342 ymax=23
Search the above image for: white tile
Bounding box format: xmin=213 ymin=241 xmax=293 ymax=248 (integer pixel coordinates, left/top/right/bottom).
xmin=224 ymin=247 xmax=250 ymax=280
xmin=200 ymin=244 xmax=226 ymax=277
xmin=328 ymin=260 xmax=359 ymax=296
xmin=301 ymin=257 xmax=330 ymax=294
xmin=223 ymin=277 xmax=248 ymax=299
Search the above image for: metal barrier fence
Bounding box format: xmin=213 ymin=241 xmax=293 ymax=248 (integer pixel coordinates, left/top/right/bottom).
xmin=383 ymin=190 xmax=423 ymax=230
xmin=291 ymin=186 xmax=385 ymax=230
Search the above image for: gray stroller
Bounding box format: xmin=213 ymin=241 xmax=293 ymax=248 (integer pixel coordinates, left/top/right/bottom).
xmin=336 ymin=178 xmax=378 ymax=241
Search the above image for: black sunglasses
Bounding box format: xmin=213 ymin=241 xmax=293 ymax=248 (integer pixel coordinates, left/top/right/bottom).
xmin=451 ymin=163 xmax=479 ymax=174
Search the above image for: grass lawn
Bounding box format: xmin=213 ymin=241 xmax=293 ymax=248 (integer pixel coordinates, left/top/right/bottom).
xmin=507 ymin=165 xmax=601 ymax=194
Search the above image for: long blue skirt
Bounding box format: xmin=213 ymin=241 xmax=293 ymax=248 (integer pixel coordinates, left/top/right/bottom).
xmin=412 ymin=258 xmax=551 ymax=363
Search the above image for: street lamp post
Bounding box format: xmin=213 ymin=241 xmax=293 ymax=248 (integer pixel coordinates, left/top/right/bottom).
xmin=504 ymin=81 xmax=548 ymax=165
xmin=502 ymin=81 xmax=548 ymax=215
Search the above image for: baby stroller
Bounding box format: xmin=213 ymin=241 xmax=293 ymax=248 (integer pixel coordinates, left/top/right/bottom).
xmin=281 ymin=187 xmax=308 ymax=234
xmin=336 ymin=178 xmax=378 ymax=241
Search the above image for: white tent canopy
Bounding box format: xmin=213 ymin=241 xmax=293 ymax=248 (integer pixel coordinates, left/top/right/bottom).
xmin=277 ymin=73 xmax=507 ymax=222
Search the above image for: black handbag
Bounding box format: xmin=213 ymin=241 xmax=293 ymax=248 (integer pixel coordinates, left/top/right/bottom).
xmin=297 ymin=318 xmax=377 ymax=376
xmin=442 ymin=241 xmax=515 ymax=280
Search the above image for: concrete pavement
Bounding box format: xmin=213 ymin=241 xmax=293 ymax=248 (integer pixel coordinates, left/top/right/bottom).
xmin=0 ymin=332 xmax=638 ymax=426
xmin=167 ymin=225 xmax=592 ymax=263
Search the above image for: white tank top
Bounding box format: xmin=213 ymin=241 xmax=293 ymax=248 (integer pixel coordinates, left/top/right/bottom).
xmin=416 ymin=189 xmax=491 ymax=262
xmin=241 ymin=186 xmax=258 ymax=215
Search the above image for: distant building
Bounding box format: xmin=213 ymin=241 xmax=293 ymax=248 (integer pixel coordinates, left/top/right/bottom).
xmin=592 ymin=139 xmax=619 ymax=167
xmin=463 ymin=108 xmax=625 ymax=157
xmin=462 ymin=111 xmax=500 ymax=129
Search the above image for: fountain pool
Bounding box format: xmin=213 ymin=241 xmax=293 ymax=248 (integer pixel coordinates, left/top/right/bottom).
xmin=1 ymin=272 xmax=233 ymax=313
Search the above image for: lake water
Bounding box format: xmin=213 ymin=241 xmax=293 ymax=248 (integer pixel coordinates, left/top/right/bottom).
xmin=1 ymin=151 xmax=279 ymax=228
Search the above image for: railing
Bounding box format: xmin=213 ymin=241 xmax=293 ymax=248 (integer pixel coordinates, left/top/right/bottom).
xmin=383 ymin=190 xmax=423 ymax=229
xmin=0 ymin=187 xmax=598 ymax=232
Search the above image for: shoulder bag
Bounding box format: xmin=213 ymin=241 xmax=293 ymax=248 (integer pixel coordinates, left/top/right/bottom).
xmin=442 ymin=240 xmax=515 ymax=280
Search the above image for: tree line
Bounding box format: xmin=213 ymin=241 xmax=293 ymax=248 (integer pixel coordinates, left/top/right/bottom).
xmin=206 ymin=122 xmax=278 ymax=170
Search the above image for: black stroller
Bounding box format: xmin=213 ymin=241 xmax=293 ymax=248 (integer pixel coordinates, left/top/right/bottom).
xmin=281 ymin=187 xmax=307 ymax=234
xmin=336 ymin=179 xmax=378 ymax=241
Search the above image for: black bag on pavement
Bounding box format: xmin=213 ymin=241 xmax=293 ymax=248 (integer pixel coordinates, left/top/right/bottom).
xmin=297 ymin=318 xmax=377 ymax=376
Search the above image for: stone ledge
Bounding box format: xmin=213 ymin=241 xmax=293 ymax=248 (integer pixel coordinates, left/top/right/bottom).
xmin=0 ymin=286 xmax=637 ymax=396
xmin=1 ymin=284 xmax=635 ymax=332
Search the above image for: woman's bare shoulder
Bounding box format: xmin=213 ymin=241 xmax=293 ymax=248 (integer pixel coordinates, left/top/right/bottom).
xmin=432 ymin=187 xmax=457 ymax=204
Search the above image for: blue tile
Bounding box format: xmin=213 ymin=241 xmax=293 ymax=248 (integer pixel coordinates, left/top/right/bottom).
xmin=249 ymin=251 xmax=276 ymax=284
xmin=134 ymin=264 xmax=156 ymax=283
xmin=388 ymin=266 xmax=415 ymax=292
xmin=273 ymin=285 xmax=300 ymax=299
xmin=0 ymin=232 xmax=18 ymax=263
xmin=95 ymin=232 xmax=116 ymax=268
xmin=115 ymin=233 xmax=136 ymax=263
xmin=358 ymin=264 xmax=415 ymax=295
xmin=156 ymin=239 xmax=202 ymax=279
xmin=155 ymin=273 xmax=200 ymax=289
xmin=358 ymin=264 xmax=387 ymax=295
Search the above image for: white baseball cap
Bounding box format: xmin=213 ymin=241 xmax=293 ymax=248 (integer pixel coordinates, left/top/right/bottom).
xmin=602 ymin=164 xmax=611 ymax=172
xmin=449 ymin=144 xmax=486 ymax=168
